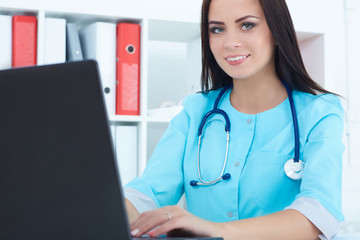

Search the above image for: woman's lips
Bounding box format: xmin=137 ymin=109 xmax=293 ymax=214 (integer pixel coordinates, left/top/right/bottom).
xmin=225 ymin=54 xmax=250 ymax=65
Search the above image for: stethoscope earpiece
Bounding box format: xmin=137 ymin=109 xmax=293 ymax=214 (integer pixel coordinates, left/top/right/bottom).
xmin=190 ymin=180 xmax=198 ymax=187
xmin=222 ymin=173 xmax=231 ymax=180
xmin=190 ymin=172 xmax=231 ymax=187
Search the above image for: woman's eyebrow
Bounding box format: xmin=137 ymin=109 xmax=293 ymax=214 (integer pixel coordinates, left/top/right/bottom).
xmin=208 ymin=15 xmax=259 ymax=25
xmin=208 ymin=20 xmax=224 ymax=25
xmin=235 ymin=15 xmax=259 ymax=23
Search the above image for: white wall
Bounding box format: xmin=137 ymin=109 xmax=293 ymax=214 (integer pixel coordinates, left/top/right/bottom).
xmin=342 ymin=0 xmax=360 ymax=232
xmin=1 ymin=0 xmax=203 ymax=23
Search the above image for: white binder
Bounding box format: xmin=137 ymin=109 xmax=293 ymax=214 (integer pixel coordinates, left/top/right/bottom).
xmin=44 ymin=18 xmax=66 ymax=64
xmin=115 ymin=125 xmax=138 ymax=186
xmin=0 ymin=15 xmax=12 ymax=70
xmin=79 ymin=22 xmax=116 ymax=117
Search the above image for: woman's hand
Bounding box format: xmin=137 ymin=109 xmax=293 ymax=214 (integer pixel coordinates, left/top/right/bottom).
xmin=130 ymin=205 xmax=223 ymax=238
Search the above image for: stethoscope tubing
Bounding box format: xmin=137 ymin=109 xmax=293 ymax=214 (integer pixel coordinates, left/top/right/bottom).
xmin=195 ymin=131 xmax=230 ymax=186
xmin=191 ymin=80 xmax=303 ymax=187
xmin=282 ymin=80 xmax=300 ymax=163
xmin=197 ymin=85 xmax=232 ymax=136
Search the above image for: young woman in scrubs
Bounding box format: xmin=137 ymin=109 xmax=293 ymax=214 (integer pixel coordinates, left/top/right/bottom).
xmin=124 ymin=0 xmax=345 ymax=239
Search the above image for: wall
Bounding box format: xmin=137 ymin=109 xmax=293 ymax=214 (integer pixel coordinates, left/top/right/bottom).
xmin=343 ymin=0 xmax=360 ymax=232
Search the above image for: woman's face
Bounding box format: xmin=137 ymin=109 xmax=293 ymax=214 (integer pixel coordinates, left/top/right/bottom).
xmin=208 ymin=0 xmax=276 ymax=81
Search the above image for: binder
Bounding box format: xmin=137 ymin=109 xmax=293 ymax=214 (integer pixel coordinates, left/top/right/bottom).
xmin=79 ymin=22 xmax=116 ymax=117
xmin=115 ymin=125 xmax=138 ymax=186
xmin=66 ymin=23 xmax=83 ymax=61
xmin=12 ymin=15 xmax=37 ymax=67
xmin=44 ymin=18 xmax=66 ymax=64
xmin=0 ymin=15 xmax=12 ymax=70
xmin=116 ymin=23 xmax=141 ymax=116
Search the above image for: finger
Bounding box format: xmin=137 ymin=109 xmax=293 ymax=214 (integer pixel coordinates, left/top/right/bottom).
xmin=130 ymin=210 xmax=172 ymax=237
xmin=130 ymin=211 xmax=152 ymax=229
xmin=137 ymin=205 xmax=180 ymax=228
xmin=131 ymin=209 xmax=169 ymax=229
xmin=130 ymin=212 xmax=160 ymax=236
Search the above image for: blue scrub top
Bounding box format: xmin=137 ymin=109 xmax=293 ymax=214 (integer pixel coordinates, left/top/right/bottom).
xmin=126 ymin=88 xmax=345 ymax=223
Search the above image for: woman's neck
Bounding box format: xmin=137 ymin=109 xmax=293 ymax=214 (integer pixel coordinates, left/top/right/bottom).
xmin=230 ymin=75 xmax=288 ymax=114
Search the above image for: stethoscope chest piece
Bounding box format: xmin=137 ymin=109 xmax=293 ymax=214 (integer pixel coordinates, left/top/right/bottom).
xmin=284 ymin=158 xmax=305 ymax=180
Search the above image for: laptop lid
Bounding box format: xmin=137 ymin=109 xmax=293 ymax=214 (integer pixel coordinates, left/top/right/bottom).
xmin=0 ymin=60 xmax=132 ymax=240
xmin=0 ymin=61 xmax=223 ymax=240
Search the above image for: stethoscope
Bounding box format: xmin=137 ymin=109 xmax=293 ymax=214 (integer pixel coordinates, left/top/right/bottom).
xmin=190 ymin=80 xmax=305 ymax=187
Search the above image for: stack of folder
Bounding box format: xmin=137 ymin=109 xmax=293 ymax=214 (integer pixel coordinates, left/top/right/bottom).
xmin=0 ymin=15 xmax=66 ymax=69
xmin=1 ymin=15 xmax=142 ymax=184
xmin=0 ymin=14 xmax=141 ymax=118
xmin=80 ymin=22 xmax=141 ymax=117
xmin=0 ymin=15 xmax=38 ymax=69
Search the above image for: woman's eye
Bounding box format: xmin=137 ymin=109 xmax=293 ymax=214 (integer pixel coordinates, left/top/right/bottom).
xmin=242 ymin=22 xmax=255 ymax=30
xmin=209 ymin=26 xmax=225 ymax=34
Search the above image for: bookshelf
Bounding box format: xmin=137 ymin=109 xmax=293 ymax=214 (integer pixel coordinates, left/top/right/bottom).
xmin=0 ymin=0 xmax=327 ymax=183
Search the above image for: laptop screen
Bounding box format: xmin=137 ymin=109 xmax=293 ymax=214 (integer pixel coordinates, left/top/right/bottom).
xmin=0 ymin=61 xmax=131 ymax=240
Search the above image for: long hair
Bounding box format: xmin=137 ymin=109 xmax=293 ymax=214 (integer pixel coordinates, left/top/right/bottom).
xmin=200 ymin=0 xmax=333 ymax=95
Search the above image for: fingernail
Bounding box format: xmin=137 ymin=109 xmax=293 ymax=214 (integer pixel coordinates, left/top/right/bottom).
xmin=131 ymin=229 xmax=139 ymax=236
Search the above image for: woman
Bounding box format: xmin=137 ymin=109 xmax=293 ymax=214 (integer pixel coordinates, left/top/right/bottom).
xmin=124 ymin=0 xmax=345 ymax=239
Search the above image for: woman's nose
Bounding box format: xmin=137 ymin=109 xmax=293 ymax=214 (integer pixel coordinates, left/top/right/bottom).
xmin=224 ymin=31 xmax=242 ymax=50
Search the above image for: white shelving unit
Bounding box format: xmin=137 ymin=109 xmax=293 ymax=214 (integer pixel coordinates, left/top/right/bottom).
xmin=0 ymin=0 xmax=203 ymax=178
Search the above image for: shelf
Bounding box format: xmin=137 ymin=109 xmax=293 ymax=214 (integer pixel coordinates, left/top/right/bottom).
xmin=109 ymin=115 xmax=144 ymax=123
xmin=108 ymin=115 xmax=175 ymax=124
xmin=146 ymin=116 xmax=173 ymax=123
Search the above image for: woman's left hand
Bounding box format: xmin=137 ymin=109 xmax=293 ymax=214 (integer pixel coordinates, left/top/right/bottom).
xmin=129 ymin=205 xmax=222 ymax=238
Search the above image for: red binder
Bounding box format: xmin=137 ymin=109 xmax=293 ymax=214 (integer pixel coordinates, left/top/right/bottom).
xmin=12 ymin=15 xmax=37 ymax=68
xmin=116 ymin=23 xmax=140 ymax=115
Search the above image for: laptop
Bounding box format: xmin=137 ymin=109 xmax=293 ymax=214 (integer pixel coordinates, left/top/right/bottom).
xmin=0 ymin=60 xmax=222 ymax=240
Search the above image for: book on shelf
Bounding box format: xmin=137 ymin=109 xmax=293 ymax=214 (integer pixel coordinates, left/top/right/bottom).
xmin=79 ymin=22 xmax=117 ymax=117
xmin=12 ymin=15 xmax=37 ymax=68
xmin=116 ymin=23 xmax=141 ymax=116
xmin=66 ymin=23 xmax=84 ymax=61
xmin=44 ymin=18 xmax=66 ymax=64
xmin=115 ymin=125 xmax=138 ymax=186
xmin=0 ymin=15 xmax=12 ymax=70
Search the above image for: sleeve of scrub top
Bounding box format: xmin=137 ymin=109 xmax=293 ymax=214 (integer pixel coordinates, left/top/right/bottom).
xmin=123 ymin=187 xmax=158 ymax=214
xmin=286 ymin=197 xmax=341 ymax=240
xmin=124 ymin=97 xmax=191 ymax=208
xmin=289 ymin=95 xmax=345 ymax=238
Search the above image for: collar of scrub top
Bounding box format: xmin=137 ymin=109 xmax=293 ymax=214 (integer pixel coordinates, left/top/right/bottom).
xmin=190 ymin=80 xmax=305 ymax=187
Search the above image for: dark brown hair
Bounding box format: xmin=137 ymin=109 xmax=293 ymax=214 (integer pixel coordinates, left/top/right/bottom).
xmin=200 ymin=0 xmax=333 ymax=95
